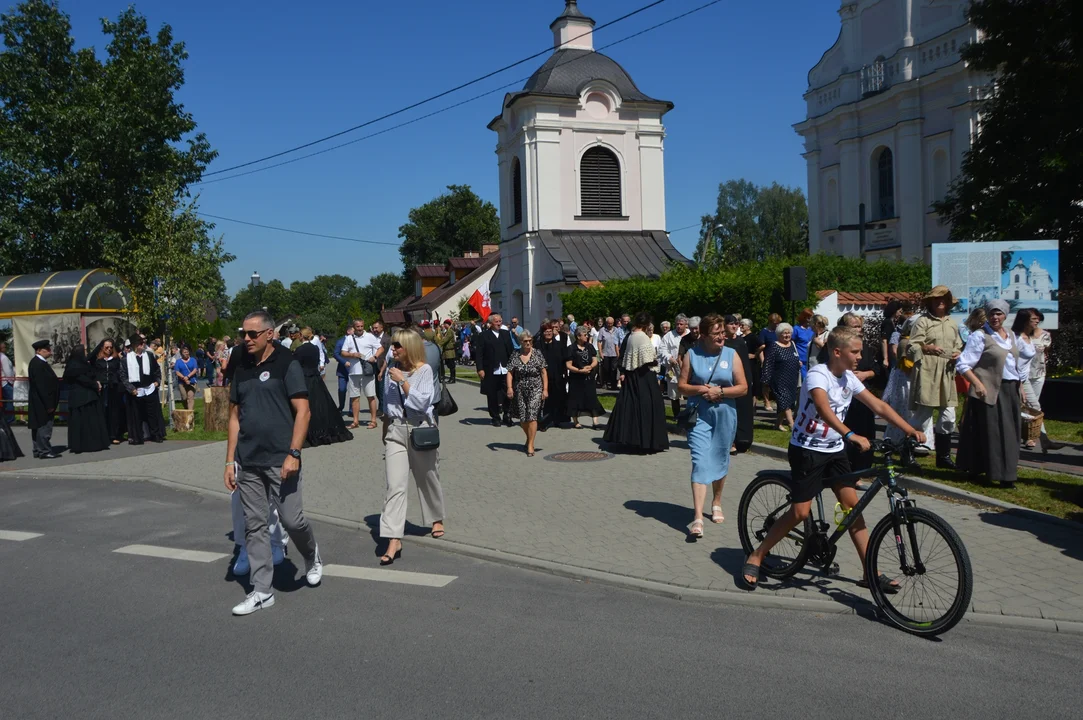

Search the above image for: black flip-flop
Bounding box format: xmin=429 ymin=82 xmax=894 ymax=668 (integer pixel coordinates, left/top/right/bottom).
xmin=857 ymin=574 xmax=900 ymax=594
xmin=431 ymin=530 xmax=445 ymax=539
xmin=740 ymin=562 xmax=761 ymax=590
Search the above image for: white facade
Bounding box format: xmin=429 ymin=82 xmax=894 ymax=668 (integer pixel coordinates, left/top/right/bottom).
xmin=487 ymin=1 xmax=674 ymax=331
xmin=1004 ymin=259 xmax=1054 ymax=302
xmin=795 ymin=0 xmax=991 ymax=263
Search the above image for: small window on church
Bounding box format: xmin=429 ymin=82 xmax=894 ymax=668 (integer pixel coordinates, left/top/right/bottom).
xmin=512 ymin=157 xmax=523 ymax=226
xmin=580 ymin=146 xmax=622 ymax=217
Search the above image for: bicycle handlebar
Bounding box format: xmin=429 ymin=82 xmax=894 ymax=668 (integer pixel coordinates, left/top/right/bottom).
xmin=871 ymin=437 xmax=918 ymax=465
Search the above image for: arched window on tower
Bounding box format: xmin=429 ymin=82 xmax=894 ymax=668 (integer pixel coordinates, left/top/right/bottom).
xmin=511 ymin=157 xmax=523 ymax=226
xmin=580 ymin=146 xmax=622 ymax=217
xmin=876 ymin=148 xmax=895 ymax=219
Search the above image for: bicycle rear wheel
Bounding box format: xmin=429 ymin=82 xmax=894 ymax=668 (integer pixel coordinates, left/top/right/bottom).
xmin=866 ymin=507 xmax=973 ymax=637
xmin=737 ymin=474 xmax=811 ymax=580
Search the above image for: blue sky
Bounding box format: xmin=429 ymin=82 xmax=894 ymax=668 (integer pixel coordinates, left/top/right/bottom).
xmin=63 ymin=1 xmax=839 ymax=294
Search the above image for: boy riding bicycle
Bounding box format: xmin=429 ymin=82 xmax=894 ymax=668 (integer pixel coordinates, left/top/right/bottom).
xmin=741 ymin=326 xmax=925 ymax=590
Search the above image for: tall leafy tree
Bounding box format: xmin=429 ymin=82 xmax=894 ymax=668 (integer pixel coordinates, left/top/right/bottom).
xmin=230 ymin=279 xmax=291 ymax=322
xmin=0 ymin=1 xmax=220 ymax=285
xmin=935 ymin=0 xmax=1080 ymax=266
xmin=755 ymin=183 xmax=809 ymax=259
xmin=397 ymin=184 xmax=499 ymax=289
xmin=359 ymin=272 xmax=407 ymax=313
xmin=695 ymin=179 xmax=809 ymax=266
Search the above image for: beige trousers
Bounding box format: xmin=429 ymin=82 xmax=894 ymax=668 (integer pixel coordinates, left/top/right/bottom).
xmin=380 ymin=420 xmax=444 ymax=539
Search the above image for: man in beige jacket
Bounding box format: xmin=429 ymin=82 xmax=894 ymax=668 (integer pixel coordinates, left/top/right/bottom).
xmin=906 ymin=286 xmax=964 ymax=469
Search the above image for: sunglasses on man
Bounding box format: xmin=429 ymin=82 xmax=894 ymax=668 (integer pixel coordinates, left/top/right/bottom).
xmin=241 ymin=329 xmax=270 ymax=340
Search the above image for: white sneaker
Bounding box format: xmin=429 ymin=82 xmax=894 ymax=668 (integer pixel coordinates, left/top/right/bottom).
xmin=305 ymin=545 xmax=323 ymax=587
xmin=272 ymin=543 xmax=286 ymax=566
xmin=232 ymin=547 xmax=250 ymax=576
xmin=231 ymin=591 xmax=274 ymax=616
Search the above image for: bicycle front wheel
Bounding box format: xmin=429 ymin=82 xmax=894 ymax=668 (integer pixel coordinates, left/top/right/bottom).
xmin=737 ymin=474 xmax=811 ymax=580
xmin=866 ymin=507 xmax=973 ymax=637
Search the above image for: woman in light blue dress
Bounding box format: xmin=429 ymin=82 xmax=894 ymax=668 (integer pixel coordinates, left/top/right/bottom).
xmin=678 ymin=314 xmax=748 ymax=539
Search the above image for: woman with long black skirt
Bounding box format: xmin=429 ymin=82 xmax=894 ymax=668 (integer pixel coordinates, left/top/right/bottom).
xmin=566 ymin=326 xmax=604 ymax=429
xmin=64 ymin=345 xmax=110 ymax=454
xmin=93 ymin=339 xmax=126 ymax=444
xmin=723 ymin=315 xmax=754 ymax=453
xmin=539 ymin=321 xmax=569 ymax=429
xmin=604 ymin=312 xmax=669 ymax=454
xmin=293 ymin=328 xmax=354 ymax=447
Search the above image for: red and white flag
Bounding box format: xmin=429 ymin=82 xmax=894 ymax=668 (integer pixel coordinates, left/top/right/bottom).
xmin=468 ymin=279 xmax=492 ymax=322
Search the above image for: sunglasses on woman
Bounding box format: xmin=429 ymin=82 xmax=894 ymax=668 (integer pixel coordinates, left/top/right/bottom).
xmin=392 ymin=342 xmax=402 ymax=350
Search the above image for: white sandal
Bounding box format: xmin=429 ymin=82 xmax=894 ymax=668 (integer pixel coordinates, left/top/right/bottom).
xmin=688 ymin=518 xmax=704 ymax=538
xmin=711 ymin=506 xmax=724 ymax=524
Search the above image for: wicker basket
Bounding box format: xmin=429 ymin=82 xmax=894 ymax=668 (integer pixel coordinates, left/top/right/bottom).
xmin=1021 ymin=405 xmax=1044 ymax=444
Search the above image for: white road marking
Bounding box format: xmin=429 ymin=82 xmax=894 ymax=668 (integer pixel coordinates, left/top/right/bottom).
xmin=113 ymin=544 xmax=230 ymax=563
xmin=322 ymin=564 xmax=457 ymax=588
xmin=0 ymin=530 xmax=43 ymax=542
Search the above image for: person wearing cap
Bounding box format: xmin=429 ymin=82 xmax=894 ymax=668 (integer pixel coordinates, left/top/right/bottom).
xmin=905 ymin=286 xmax=963 ymax=468
xmin=28 ymin=339 xmax=60 ymax=459
xmin=419 ymin=319 xmax=435 ymax=344
xmin=436 ymin=319 xmax=458 ymax=384
xmin=955 ymin=299 xmax=1024 ymax=488
xmin=122 ymin=334 xmax=166 ymax=444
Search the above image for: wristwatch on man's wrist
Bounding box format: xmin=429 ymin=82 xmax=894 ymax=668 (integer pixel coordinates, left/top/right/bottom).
xmin=287 ymin=448 xmax=302 ymax=460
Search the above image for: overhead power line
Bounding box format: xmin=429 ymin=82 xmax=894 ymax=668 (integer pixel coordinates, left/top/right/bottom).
xmin=199 ymin=213 xmax=399 ymax=247
xmin=202 ymin=0 xmax=669 ymax=177
xmin=196 ymin=0 xmax=727 ymax=186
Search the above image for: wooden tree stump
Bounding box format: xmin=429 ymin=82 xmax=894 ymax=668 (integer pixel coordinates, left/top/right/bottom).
xmin=204 ymin=386 xmax=231 ymax=433
xmin=171 ymin=409 xmax=194 ymax=433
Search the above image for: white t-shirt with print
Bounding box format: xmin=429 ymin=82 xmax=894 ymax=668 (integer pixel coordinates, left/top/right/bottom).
xmin=790 ymin=364 xmax=867 ymax=453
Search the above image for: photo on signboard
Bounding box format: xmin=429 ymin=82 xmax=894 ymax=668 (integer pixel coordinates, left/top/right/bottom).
xmin=1000 ymin=249 xmax=1058 ymax=314
xmin=86 ymin=316 xmax=138 ymax=352
xmin=968 ymin=286 xmax=998 ymax=310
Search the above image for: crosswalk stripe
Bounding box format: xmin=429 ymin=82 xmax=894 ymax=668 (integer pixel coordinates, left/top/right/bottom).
xmin=0 ymin=530 xmax=44 ymax=542
xmin=322 ymin=564 xmax=457 ymax=588
xmin=113 ymin=544 xmax=230 ymax=563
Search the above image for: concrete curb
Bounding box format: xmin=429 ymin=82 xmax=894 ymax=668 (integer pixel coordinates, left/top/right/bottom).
xmin=747 ymin=442 xmax=1080 ymax=531
xmin=9 ymin=469 xmax=1082 ymax=634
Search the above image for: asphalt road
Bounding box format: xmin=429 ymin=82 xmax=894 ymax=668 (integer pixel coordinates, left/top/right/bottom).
xmin=0 ymin=476 xmax=1079 ymax=720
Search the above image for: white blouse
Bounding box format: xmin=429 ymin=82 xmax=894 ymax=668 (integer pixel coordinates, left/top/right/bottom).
xmin=955 ymin=326 xmax=1022 ymax=381
xmin=383 ymin=363 xmax=435 ymax=422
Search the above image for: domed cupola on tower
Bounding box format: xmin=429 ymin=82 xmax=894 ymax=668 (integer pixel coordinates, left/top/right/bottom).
xmin=487 ymin=0 xmax=690 ymax=328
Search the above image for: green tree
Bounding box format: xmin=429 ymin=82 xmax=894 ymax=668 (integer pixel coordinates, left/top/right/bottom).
xmin=934 ymin=0 xmax=1080 ymax=268
xmin=359 ymin=271 xmax=407 ymax=313
xmin=695 ymin=179 xmax=809 ymax=266
xmin=397 ymin=185 xmax=499 ymax=285
xmin=289 ymin=274 xmax=359 ymax=316
xmin=0 ymin=1 xmax=216 ymax=274
xmin=230 ymin=279 xmax=291 ymax=322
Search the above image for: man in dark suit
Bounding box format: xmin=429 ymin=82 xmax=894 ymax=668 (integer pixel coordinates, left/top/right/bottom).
xmin=28 ymin=339 xmax=60 ymax=459
xmin=477 ymin=313 xmax=515 ymax=427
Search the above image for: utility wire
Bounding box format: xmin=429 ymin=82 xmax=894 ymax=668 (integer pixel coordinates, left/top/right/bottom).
xmin=202 ymin=0 xmax=669 ymax=177
xmin=196 ymin=0 xmax=726 ymax=186
xmin=199 ymin=213 xmax=399 ymax=247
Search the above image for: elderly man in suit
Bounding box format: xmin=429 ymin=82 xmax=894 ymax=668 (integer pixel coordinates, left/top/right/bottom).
xmin=28 ymin=339 xmax=60 ymax=459
xmin=477 ymin=313 xmax=515 ymax=427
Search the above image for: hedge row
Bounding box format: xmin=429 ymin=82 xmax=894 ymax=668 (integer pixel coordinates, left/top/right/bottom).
xmin=560 ymin=255 xmax=933 ymax=325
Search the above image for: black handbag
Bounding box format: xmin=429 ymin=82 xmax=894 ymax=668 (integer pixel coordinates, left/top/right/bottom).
xmin=410 ymin=425 xmax=440 ymax=451
xmin=435 ymin=386 xmax=458 ymax=417
xmin=675 ymin=351 xmax=723 ymax=431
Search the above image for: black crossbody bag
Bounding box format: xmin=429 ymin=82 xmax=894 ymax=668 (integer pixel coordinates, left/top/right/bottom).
xmin=675 ymin=351 xmax=723 ymax=431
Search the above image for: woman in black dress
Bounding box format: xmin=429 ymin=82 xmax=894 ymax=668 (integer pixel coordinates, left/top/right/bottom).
xmin=507 ymin=331 xmax=547 ymax=456
xmin=64 ymin=344 xmax=110 ymax=454
xmin=93 ymin=339 xmax=127 ymax=444
xmin=604 ymin=312 xmax=669 ymax=454
xmin=293 ymin=328 xmax=353 ymax=447
xmin=566 ymin=326 xmax=604 ymax=429
xmin=724 ymin=315 xmax=754 ymax=453
xmin=761 ymin=323 xmax=801 ymax=431
xmin=539 ymin=321 xmax=569 ymax=429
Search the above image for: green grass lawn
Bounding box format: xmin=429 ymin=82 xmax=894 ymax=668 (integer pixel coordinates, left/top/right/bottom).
xmin=751 ymin=417 xmax=1082 ymax=522
xmin=163 ymin=398 xmax=228 ymax=442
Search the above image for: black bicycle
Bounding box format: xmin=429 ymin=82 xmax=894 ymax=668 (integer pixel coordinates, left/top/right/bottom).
xmin=737 ymin=439 xmax=973 ymax=637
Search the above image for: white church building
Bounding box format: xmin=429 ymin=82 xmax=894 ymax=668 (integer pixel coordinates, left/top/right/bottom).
xmin=796 ymin=1 xmax=991 ymax=263
xmin=487 ymin=1 xmax=691 ymax=329
xmin=1004 ymin=258 xmax=1054 ymax=302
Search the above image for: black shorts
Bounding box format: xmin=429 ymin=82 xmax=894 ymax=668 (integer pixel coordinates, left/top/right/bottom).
xmin=786 ymin=444 xmax=857 ymax=503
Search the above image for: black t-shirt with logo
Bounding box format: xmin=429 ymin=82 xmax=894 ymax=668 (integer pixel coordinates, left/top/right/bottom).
xmin=230 ymin=344 xmax=308 ymax=468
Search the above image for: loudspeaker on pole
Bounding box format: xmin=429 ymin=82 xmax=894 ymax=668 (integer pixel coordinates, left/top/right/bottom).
xmin=784 ymin=267 xmax=807 ymax=302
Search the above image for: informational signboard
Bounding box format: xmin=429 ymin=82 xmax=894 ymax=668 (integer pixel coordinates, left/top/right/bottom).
xmin=931 ymin=240 xmax=1059 ymax=329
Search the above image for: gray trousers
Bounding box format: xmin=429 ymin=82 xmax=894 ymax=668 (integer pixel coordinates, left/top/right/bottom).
xmin=237 ymin=465 xmax=317 ymax=594
xmin=380 ymin=421 xmax=445 ymax=539
xmin=908 ymin=405 xmax=956 ymax=436
xmin=32 ymin=420 xmax=54 ymax=456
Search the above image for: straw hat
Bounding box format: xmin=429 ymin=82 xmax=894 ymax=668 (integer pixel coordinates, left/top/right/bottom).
xmin=924 ymin=285 xmax=954 ymax=306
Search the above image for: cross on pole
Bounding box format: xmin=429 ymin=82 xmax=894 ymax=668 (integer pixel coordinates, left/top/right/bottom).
xmin=837 ymin=203 xmax=888 ymax=256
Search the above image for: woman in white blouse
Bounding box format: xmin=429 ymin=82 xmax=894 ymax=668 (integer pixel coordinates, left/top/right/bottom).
xmin=378 ymin=330 xmax=445 ymax=565
xmin=955 ymin=300 xmax=1023 ymax=488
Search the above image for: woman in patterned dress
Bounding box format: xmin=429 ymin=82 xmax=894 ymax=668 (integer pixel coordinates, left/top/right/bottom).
xmin=761 ymin=322 xmax=801 ymax=431
xmin=507 ymin=330 xmax=548 ymax=457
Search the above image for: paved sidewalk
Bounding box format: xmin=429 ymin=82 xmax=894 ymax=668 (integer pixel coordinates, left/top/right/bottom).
xmin=13 ymin=382 xmax=1081 ymax=626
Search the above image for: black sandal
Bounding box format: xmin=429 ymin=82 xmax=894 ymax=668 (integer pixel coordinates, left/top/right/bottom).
xmin=857 ymin=574 xmax=900 ymax=594
xmin=740 ymin=562 xmax=761 ymax=590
